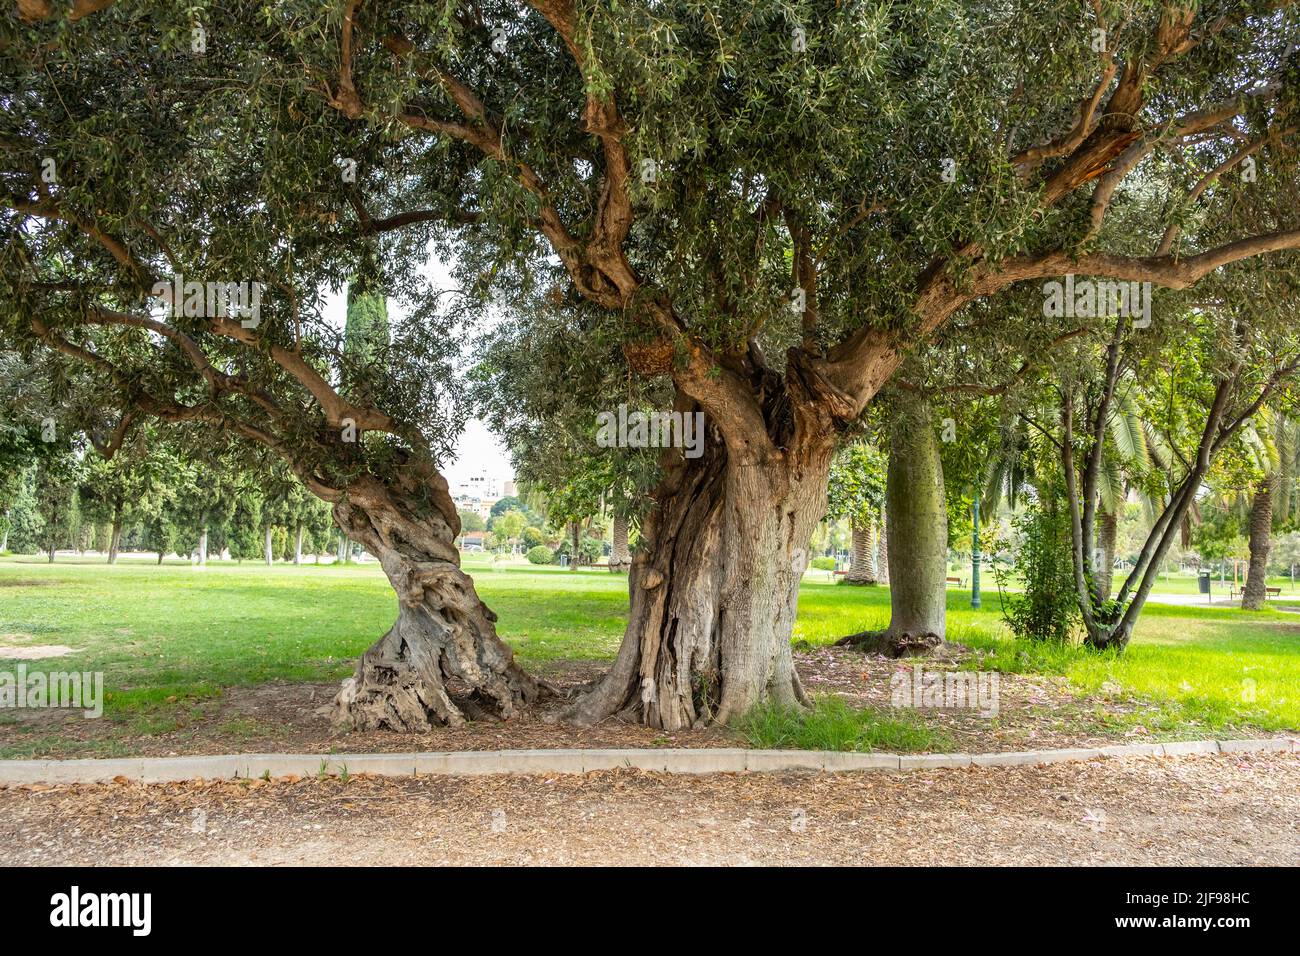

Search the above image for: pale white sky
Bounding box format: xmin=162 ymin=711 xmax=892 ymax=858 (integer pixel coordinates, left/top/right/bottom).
xmin=319 ymin=251 xmax=516 ymax=484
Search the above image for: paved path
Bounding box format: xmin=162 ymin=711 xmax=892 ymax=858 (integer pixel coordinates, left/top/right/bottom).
xmin=1144 ymin=591 xmax=1300 ymax=611
xmin=3 ymin=751 xmax=1296 ymax=865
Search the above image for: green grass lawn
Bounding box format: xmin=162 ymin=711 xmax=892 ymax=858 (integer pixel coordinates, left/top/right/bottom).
xmin=0 ymin=553 xmax=1296 ymax=743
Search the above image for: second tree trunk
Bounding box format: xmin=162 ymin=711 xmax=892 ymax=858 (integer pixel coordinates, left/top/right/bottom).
xmin=1242 ymin=480 xmax=1273 ymax=610
xmin=565 ymin=422 xmax=832 ymax=730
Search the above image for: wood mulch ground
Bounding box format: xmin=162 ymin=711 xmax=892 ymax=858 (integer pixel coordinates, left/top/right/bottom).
xmin=0 ymin=647 xmax=1279 ymax=758
xmin=2 ymin=752 xmax=1296 ymax=865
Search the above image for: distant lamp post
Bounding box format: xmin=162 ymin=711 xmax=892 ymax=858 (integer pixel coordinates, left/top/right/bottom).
xmin=971 ymin=489 xmax=982 ymax=609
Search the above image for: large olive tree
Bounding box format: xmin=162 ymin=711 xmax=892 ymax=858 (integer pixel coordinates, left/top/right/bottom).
xmin=1 ymin=3 xmax=539 ymax=729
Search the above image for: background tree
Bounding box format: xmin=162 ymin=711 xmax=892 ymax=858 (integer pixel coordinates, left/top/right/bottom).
xmin=1238 ymin=410 xmax=1299 ymax=608
xmin=78 ymin=427 xmax=171 ymax=563
xmin=1060 ymin=302 xmax=1300 ymax=649
xmin=489 ymin=507 xmax=526 ymax=553
xmin=457 ymin=509 xmax=486 ymax=533
xmin=826 ymin=442 xmax=886 ymax=584
xmin=32 ymin=443 xmax=82 ymax=562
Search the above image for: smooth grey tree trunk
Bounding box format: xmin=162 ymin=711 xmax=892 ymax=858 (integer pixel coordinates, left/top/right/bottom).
xmin=263 ymin=525 xmax=274 ymax=566
xmin=1242 ymin=481 xmax=1273 ymax=610
xmin=107 ymin=502 xmax=123 ymax=565
xmin=198 ymin=525 xmax=208 ymax=566
xmin=838 ymin=394 xmax=947 ymax=656
xmin=884 ymin=395 xmax=948 ymax=646
xmin=293 ymin=524 xmax=304 ymax=565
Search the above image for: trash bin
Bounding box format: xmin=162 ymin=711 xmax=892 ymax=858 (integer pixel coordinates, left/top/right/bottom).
xmin=1198 ymin=571 xmax=1211 ymax=595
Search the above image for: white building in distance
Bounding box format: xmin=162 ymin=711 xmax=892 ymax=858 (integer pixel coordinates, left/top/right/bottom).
xmin=450 ymin=471 xmax=517 ymax=521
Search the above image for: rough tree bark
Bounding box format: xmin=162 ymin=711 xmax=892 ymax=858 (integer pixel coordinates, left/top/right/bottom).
xmin=564 ymin=390 xmax=836 ymax=730
xmin=1242 ymin=480 xmax=1273 ymax=610
xmin=876 ymin=508 xmax=889 ymax=584
xmin=1096 ymin=508 xmax=1118 ymax=601
xmin=327 ymin=462 xmax=539 ymax=730
xmin=838 ymin=394 xmax=948 ymax=656
xmin=844 ymin=518 xmax=877 ymax=584
xmin=610 ymin=513 xmax=631 ymax=572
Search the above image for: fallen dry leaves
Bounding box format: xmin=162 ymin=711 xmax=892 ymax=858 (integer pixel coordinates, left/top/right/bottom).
xmin=1 ymin=752 xmax=1296 ymax=866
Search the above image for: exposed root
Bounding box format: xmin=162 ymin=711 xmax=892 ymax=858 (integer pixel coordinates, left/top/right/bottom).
xmin=835 ymin=629 xmax=958 ymax=658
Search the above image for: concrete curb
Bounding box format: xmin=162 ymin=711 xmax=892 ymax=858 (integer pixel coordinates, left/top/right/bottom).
xmin=0 ymin=738 xmax=1295 ymax=786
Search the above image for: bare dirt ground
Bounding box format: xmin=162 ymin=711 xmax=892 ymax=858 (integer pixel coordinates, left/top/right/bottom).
xmin=2 ymin=752 xmax=1295 ymax=865
xmin=0 ymin=647 xmax=1260 ymax=758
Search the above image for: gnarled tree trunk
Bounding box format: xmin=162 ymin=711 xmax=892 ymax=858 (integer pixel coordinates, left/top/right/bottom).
xmin=565 ymin=395 xmax=835 ymax=730
xmin=328 ymin=464 xmax=538 ymax=730
xmin=1242 ymin=480 xmax=1273 ymax=610
xmin=609 ymin=512 xmax=631 ymax=572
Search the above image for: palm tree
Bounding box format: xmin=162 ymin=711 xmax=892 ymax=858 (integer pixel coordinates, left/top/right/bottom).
xmin=984 ymin=378 xmax=1165 ymax=605
xmin=1240 ymin=411 xmax=1296 ymax=609
xmin=1190 ymin=408 xmax=1295 ymax=609
xmin=1093 ymin=382 xmax=1169 ymax=601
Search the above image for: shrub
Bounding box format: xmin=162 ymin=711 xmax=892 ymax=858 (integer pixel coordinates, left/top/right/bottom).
xmin=526 ymin=545 xmax=554 ymax=565
xmin=810 ymin=556 xmax=836 ymax=571
xmin=996 ymin=501 xmax=1079 ymax=643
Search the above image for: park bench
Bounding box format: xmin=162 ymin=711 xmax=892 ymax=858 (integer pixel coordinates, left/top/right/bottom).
xmin=1228 ymin=584 xmax=1282 ymax=601
xmin=945 ymin=575 xmax=965 ymax=587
